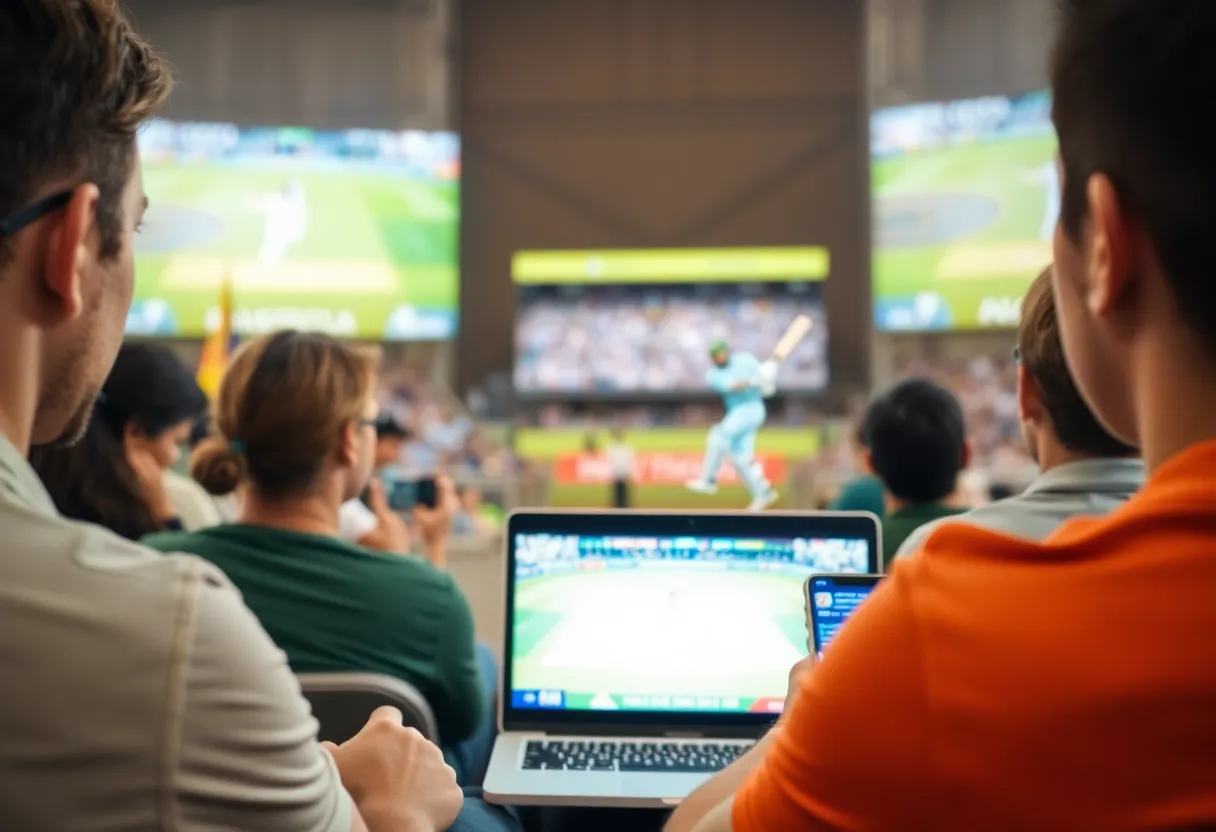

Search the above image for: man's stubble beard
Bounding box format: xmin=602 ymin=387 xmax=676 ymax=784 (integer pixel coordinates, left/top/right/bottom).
xmin=44 ymin=388 xmax=100 ymax=449
xmin=32 ymin=283 xmax=110 ymax=450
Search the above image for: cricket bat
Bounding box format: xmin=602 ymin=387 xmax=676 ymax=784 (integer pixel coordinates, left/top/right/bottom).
xmin=770 ymin=314 xmax=814 ymax=362
xmin=757 ymin=314 xmax=814 ymax=397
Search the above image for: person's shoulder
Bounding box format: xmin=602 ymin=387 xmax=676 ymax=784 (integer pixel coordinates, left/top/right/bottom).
xmin=143 ymin=528 xmax=203 ymax=552
xmin=360 ymin=547 xmax=456 ymax=589
xmin=0 ymin=503 xmax=243 ymax=622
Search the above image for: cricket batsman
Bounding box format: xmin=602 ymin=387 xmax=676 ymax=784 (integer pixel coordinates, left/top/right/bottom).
xmin=686 ymin=339 xmax=780 ymax=511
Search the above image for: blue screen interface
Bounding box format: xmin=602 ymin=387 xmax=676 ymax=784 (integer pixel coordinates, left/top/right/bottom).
xmin=810 ymin=575 xmax=882 ymax=660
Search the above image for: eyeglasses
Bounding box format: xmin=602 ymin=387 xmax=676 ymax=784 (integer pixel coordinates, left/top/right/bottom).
xmin=0 ymin=191 xmax=73 ymax=238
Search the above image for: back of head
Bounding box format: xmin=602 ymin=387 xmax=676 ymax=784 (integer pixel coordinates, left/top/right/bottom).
xmin=191 ymin=330 xmax=377 ymax=498
xmin=99 ymin=342 xmax=208 ymax=438
xmin=1053 ymin=1 xmax=1216 ymax=347
xmin=0 ymin=0 xmax=170 ymax=261
xmin=1018 ymin=267 xmax=1136 ymax=458
xmin=863 ymin=378 xmax=967 ymax=504
xmin=0 ymin=0 xmax=171 ymax=446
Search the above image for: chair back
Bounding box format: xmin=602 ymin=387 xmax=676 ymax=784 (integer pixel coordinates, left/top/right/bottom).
xmin=298 ymin=672 xmax=439 ymax=744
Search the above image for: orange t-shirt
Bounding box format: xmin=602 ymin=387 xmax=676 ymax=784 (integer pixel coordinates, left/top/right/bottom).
xmin=733 ymin=441 xmax=1216 ymax=831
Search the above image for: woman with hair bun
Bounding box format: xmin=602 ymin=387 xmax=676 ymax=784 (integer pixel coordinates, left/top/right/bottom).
xmin=143 ymin=330 xmax=495 ymax=786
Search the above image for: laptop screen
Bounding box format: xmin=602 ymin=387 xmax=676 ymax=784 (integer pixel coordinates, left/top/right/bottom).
xmin=508 ymin=527 xmax=871 ymax=718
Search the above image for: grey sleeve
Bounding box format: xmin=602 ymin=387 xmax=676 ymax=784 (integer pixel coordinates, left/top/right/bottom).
xmin=893 ymin=521 xmax=940 ymax=562
xmin=171 ymin=563 xmax=355 ymax=832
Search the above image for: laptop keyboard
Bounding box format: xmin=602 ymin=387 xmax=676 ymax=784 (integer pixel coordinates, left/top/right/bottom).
xmin=521 ymin=739 xmax=754 ymax=773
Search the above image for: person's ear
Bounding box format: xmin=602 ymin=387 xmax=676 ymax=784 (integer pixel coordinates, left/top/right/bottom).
xmin=337 ymin=422 xmax=358 ymax=467
xmin=961 ymin=438 xmax=974 ymax=471
xmin=1087 ymin=173 xmax=1136 ymax=317
xmin=39 ymin=184 xmax=101 ymax=323
xmin=1016 ymin=364 xmax=1043 ymax=425
xmin=862 ymin=450 xmax=875 ymax=476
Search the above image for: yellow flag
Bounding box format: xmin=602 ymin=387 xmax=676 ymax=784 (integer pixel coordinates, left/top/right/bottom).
xmin=197 ymin=272 xmax=235 ymax=399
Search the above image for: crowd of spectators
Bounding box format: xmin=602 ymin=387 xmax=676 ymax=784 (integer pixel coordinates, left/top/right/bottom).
xmin=514 ymin=291 xmax=828 ymax=394
xmin=6 ymin=2 xmax=1215 ymax=831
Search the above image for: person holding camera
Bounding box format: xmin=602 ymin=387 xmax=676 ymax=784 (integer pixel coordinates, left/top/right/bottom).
xmin=143 ymin=330 xmax=502 ymax=795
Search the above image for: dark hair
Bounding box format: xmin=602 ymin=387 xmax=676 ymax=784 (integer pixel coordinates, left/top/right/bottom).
xmin=29 ymin=342 xmax=208 ymax=540
xmin=0 ymin=0 xmax=172 ymax=266
xmin=1019 ymin=266 xmax=1136 ymax=457
xmin=863 ymin=378 xmax=967 ymax=504
xmin=192 ymin=330 xmax=376 ymax=498
xmin=1052 ymin=0 xmax=1216 ymax=346
xmin=374 ymin=414 xmax=409 ymax=441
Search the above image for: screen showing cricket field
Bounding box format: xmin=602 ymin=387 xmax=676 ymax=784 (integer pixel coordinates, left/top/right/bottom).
xmin=128 ymin=120 xmax=459 ymax=339
xmin=872 ymin=90 xmax=1056 ymax=331
xmin=512 ymin=248 xmax=830 ymax=395
xmin=510 ymin=532 xmax=870 ymax=715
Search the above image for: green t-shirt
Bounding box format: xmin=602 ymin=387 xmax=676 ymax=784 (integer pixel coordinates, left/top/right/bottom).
xmin=882 ymin=504 xmax=969 ymax=570
xmin=143 ymin=524 xmax=484 ymax=745
xmin=830 ymin=475 xmax=886 ymax=519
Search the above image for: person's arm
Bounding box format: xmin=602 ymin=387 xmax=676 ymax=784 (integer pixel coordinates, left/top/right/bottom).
xmin=428 ymin=578 xmax=486 ymax=743
xmin=669 ymin=570 xmax=934 ymax=832
xmin=173 ymin=559 xmax=356 ymax=831
xmin=175 ymin=559 xmax=463 ymax=832
xmin=666 ymin=730 xmax=780 ymax=832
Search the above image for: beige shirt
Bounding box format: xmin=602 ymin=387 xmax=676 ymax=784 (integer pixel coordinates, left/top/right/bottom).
xmin=0 ymin=434 xmax=353 ymax=831
xmin=163 ymin=469 xmax=223 ymax=531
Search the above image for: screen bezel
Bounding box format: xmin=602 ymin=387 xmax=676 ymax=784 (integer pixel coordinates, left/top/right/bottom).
xmin=807 ymin=573 xmax=884 ymax=656
xmin=501 ymin=509 xmax=880 ymax=735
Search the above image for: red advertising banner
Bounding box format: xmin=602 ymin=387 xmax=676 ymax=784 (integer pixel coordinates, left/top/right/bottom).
xmin=553 ymin=453 xmax=787 ymax=486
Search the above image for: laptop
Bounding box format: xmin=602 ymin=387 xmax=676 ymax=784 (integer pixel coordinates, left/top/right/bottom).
xmin=483 ymin=509 xmax=881 ymax=808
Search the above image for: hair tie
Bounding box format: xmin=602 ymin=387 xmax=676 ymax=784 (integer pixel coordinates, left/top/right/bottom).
xmin=228 ymin=439 xmax=246 ymax=456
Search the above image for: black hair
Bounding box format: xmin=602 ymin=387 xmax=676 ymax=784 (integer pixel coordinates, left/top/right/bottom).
xmin=374 ymin=414 xmax=410 ymax=440
xmin=29 ymin=342 xmax=208 ymax=541
xmin=862 ymin=378 xmax=967 ymax=505
xmin=1052 ymin=0 xmax=1216 ymax=348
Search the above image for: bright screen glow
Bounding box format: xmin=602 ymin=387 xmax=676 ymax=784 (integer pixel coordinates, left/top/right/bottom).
xmin=872 ymin=90 xmax=1056 ymax=331
xmin=131 ymin=120 xmax=459 ymax=339
xmin=512 ymin=248 xmax=830 ymax=395
xmin=510 ymin=532 xmax=870 ymax=715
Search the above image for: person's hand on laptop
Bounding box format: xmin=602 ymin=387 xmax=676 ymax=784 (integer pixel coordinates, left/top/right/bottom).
xmin=323 ymin=705 xmax=462 ymax=832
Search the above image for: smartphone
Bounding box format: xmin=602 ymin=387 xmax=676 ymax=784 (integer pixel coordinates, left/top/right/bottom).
xmin=369 ymin=476 xmax=438 ymax=511
xmin=805 ymin=573 xmax=884 ymax=660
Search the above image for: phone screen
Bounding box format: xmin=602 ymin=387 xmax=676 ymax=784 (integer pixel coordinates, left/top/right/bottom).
xmin=807 ymin=574 xmax=883 ymax=660
xmin=385 ymin=477 xmax=438 ymax=511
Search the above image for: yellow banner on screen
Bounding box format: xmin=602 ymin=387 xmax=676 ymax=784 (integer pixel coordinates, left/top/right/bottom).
xmin=512 ymin=247 xmax=830 ymax=284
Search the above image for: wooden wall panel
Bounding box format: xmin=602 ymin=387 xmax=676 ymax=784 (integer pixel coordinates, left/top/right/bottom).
xmin=458 ymin=0 xmax=869 ymax=403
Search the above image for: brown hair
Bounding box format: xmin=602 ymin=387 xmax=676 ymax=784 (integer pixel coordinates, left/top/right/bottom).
xmin=1017 ymin=266 xmax=1136 ymax=457
xmin=191 ymin=330 xmax=378 ymax=498
xmin=0 ymin=0 xmax=172 ymax=265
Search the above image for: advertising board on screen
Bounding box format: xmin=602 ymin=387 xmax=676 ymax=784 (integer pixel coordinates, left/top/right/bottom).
xmin=872 ymin=90 xmax=1056 ymax=331
xmin=129 ymin=120 xmax=460 ymax=340
xmin=512 ymin=247 xmax=830 ymax=397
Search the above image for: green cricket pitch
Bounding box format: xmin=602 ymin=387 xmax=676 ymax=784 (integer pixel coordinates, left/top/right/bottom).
xmin=135 ymin=161 xmax=459 ymax=338
xmin=512 ymin=569 xmax=808 ymax=702
xmin=873 ymin=133 xmax=1057 ymax=328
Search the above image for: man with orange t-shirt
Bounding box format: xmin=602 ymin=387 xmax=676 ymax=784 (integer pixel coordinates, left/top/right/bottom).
xmin=666 ymin=2 xmax=1216 ymax=830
